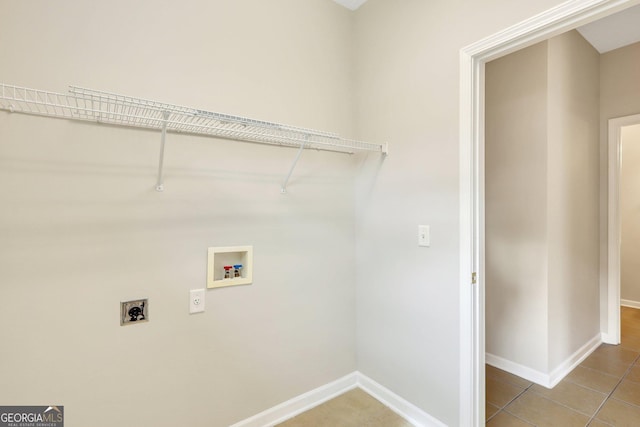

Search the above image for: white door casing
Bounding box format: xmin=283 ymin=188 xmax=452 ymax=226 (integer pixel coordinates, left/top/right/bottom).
xmin=459 ymin=1 xmax=639 ymax=425
xmin=605 ymin=114 xmax=640 ymax=344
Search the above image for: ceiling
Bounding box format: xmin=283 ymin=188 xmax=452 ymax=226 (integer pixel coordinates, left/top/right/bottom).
xmin=577 ymin=4 xmax=640 ymax=53
xmin=332 ymin=0 xmax=367 ymax=11
xmin=332 ymin=0 xmax=640 ymax=54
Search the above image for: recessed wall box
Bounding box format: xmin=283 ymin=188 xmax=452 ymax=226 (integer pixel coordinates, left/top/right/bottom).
xmin=121 ymin=299 xmax=148 ymax=326
xmin=207 ymin=246 xmax=253 ymax=289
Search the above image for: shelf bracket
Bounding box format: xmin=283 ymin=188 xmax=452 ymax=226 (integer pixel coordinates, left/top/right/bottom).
xmin=155 ymin=111 xmax=170 ymax=192
xmin=280 ymin=141 xmax=306 ymax=194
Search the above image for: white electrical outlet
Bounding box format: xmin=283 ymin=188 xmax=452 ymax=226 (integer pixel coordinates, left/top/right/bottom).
xmin=418 ymin=225 xmax=430 ymax=247
xmin=189 ymin=289 xmax=205 ymax=314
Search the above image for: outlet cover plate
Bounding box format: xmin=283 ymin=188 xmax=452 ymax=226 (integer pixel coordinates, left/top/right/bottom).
xmin=190 ymin=289 xmax=205 ymax=314
xmin=121 ymin=299 xmax=148 ymax=326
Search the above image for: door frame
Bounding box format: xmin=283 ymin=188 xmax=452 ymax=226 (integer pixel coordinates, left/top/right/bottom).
xmin=607 ymin=113 xmax=640 ymax=342
xmin=458 ymin=0 xmax=639 ymax=425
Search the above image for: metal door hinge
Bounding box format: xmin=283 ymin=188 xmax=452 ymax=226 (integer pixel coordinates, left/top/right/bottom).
xmin=471 ymin=272 xmax=477 ymax=284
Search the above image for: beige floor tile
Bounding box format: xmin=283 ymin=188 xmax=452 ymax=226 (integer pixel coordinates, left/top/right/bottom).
xmin=590 ymin=344 xmax=639 ymax=365
xmin=595 ymin=398 xmax=640 ymax=426
xmin=278 ymin=407 xmax=333 ymax=426
xmin=621 ymin=335 xmax=640 ymax=352
xmin=505 ymin=390 xmax=590 ymax=427
xmin=622 ymin=342 xmax=640 ymax=353
xmin=621 ymin=324 xmax=640 ymax=333
xmin=372 ymin=410 xmax=413 ymax=427
xmin=580 ymin=352 xmax=630 ymax=377
xmin=621 ymin=306 xmax=640 ymax=315
xmin=277 ymin=388 xmax=405 ymax=427
xmin=486 ymin=378 xmax=525 ymax=408
xmin=486 ymin=402 xmax=500 ymax=421
xmin=321 ymin=390 xmax=388 ymax=425
xmin=621 ymin=309 xmax=640 ymax=320
xmin=321 ymin=388 xmax=384 ymax=414
xmin=621 ymin=331 xmax=640 ymax=339
xmin=587 ymin=420 xmax=614 ymax=427
xmin=627 ymin=364 xmax=640 ymax=383
xmin=486 ymin=411 xmax=533 ymax=426
xmin=486 ymin=365 xmax=533 ymax=389
xmin=529 ymin=380 xmax=606 ymax=416
xmin=612 ymin=378 xmax=640 ymax=407
xmin=621 ymin=342 xmax=640 ymax=352
xmin=565 ymin=366 xmax=621 ymax=394
xmin=621 ymin=315 xmax=640 ymax=326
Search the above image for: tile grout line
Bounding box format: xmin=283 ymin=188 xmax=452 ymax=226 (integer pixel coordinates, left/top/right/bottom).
xmin=563 ymin=363 xmax=624 ymax=393
xmin=499 ymin=407 xmax=535 ymax=426
xmin=518 ymin=352 xmax=638 ymax=426
xmin=562 ymin=375 xmax=612 ymax=396
xmin=486 ymin=309 xmax=640 ymax=427
xmin=485 ymin=381 xmax=534 ymax=424
xmin=524 ymin=386 xmax=604 ymax=419
xmin=488 ymin=352 xmax=639 ymax=425
xmin=584 ymin=352 xmax=640 ymax=426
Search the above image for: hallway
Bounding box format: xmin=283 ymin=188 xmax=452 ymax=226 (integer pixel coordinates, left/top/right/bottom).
xmin=486 ymin=307 xmax=640 ymax=426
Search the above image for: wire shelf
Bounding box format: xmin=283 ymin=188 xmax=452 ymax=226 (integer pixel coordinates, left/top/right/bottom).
xmin=0 ymin=83 xmax=387 ymax=155
xmin=0 ymin=83 xmax=387 ymax=193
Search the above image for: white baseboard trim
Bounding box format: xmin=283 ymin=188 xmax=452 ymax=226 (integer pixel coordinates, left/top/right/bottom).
xmin=547 ymin=334 xmax=602 ymax=388
xmin=356 ymin=372 xmax=447 ymax=427
xmin=229 ymin=371 xmax=446 ymax=427
xmin=600 ymin=332 xmax=618 ymax=344
xmin=486 ymin=333 xmax=602 ymax=389
xmin=229 ymin=372 xmax=358 ymax=427
xmin=621 ymin=299 xmax=640 ymax=309
xmin=485 ymin=353 xmax=549 ymax=387
xmin=601 ymin=331 xmax=617 ymax=345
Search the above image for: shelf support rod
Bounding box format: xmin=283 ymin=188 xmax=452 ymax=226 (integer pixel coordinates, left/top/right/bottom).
xmin=155 ymin=111 xmax=170 ymax=192
xmin=281 ymin=139 xmax=307 ymax=194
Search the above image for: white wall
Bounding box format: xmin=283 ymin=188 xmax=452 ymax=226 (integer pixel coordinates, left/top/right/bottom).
xmin=546 ymin=31 xmax=601 ymax=369
xmin=0 ymin=1 xmax=359 ymax=426
xmin=352 ymin=0 xmax=567 ymax=424
xmin=485 ymin=30 xmax=600 ymax=375
xmin=1 ymin=0 xmax=595 ymax=426
xmin=600 ymin=42 xmax=640 ymax=327
xmin=485 ymin=42 xmax=550 ymax=372
xmin=621 ymin=124 xmax=640 ymax=304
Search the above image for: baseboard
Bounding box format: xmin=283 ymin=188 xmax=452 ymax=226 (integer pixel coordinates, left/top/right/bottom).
xmin=230 ymin=371 xmax=446 ymax=427
xmin=601 ymin=331 xmax=618 ymax=345
xmin=621 ymin=299 xmax=640 ymax=309
xmin=229 ymin=372 xmax=358 ymax=427
xmin=486 ymin=333 xmax=602 ymax=389
xmin=485 ymin=353 xmax=550 ymax=387
xmin=601 ymin=332 xmax=614 ymax=345
xmin=356 ymin=372 xmax=447 ymax=427
xmin=547 ymin=334 xmax=602 ymax=388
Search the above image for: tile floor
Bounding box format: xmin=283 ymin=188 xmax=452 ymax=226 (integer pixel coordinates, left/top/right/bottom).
xmin=487 ymin=306 xmax=640 ymax=426
xmin=277 ymin=388 xmax=411 ymax=427
xmin=276 ymin=307 xmax=640 ymax=426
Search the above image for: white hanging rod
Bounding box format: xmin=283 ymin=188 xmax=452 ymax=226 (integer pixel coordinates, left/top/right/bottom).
xmin=0 ymin=83 xmax=388 ymax=155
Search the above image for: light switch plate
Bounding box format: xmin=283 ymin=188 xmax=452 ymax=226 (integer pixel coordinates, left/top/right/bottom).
xmin=190 ymin=289 xmax=205 ymax=314
xmin=418 ymin=225 xmax=430 ymax=247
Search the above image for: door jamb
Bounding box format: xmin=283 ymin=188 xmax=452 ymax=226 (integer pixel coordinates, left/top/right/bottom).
xmin=606 ymin=114 xmax=640 ymax=343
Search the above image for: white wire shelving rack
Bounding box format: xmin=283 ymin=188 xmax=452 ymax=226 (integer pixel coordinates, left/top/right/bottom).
xmin=0 ymin=83 xmax=388 ymax=193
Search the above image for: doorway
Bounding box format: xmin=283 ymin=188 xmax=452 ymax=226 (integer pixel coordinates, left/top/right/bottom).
xmin=458 ymin=1 xmax=639 ymax=425
xmin=608 ymin=114 xmax=640 ymax=343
